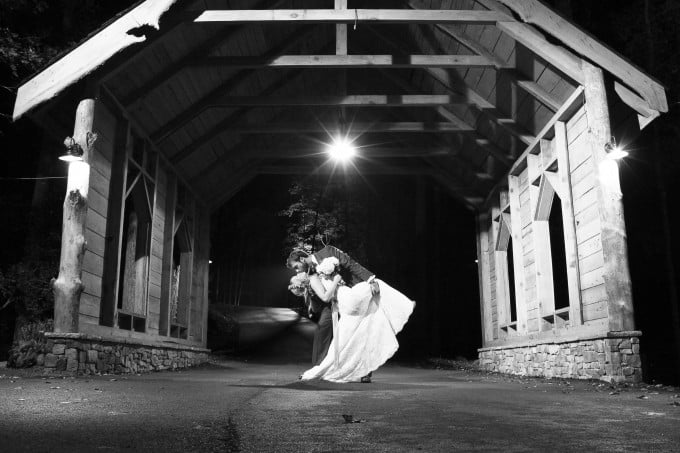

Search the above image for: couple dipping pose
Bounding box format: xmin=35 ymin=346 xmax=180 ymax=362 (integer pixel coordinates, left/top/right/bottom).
xmin=287 ymin=246 xmax=415 ymax=383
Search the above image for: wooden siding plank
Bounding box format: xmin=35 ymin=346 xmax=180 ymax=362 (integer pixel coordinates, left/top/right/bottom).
xmin=84 ymin=228 xmax=106 ymax=258
xmin=578 ymin=234 xmax=602 ymax=261
xmin=575 ymin=217 xmax=601 ymax=245
xmin=573 ymin=187 xmax=598 ymax=217
xmin=86 ymin=209 xmax=107 ymax=238
xmin=582 ymin=299 xmax=607 ymax=321
xmin=580 ymin=267 xmax=604 ymax=290
xmin=80 ymin=292 xmax=101 ymax=319
xmin=579 ymin=250 xmax=604 ymax=276
xmin=82 ymin=270 xmax=102 ymax=298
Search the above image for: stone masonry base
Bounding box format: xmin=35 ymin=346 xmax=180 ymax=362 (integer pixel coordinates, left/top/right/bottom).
xmin=478 ymin=332 xmax=642 ymax=383
xmin=40 ymin=332 xmax=210 ymax=375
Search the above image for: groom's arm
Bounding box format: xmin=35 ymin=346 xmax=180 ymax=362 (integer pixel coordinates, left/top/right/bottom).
xmin=324 ymin=245 xmax=374 ymax=282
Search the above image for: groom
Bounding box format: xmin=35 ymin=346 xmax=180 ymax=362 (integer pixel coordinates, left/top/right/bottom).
xmin=287 ymin=245 xmax=379 ymax=380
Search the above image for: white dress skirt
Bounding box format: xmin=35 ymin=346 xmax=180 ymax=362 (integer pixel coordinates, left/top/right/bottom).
xmin=300 ymin=278 xmax=415 ymax=383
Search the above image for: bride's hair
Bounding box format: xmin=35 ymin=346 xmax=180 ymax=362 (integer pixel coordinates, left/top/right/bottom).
xmin=288 ymin=272 xmax=310 ymax=297
xmin=286 ymin=249 xmax=310 ymax=270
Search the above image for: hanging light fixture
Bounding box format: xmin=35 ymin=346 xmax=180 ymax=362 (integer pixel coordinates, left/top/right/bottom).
xmin=59 ymin=137 xmax=84 ymax=162
xmin=604 ymin=137 xmax=628 ymax=160
xmin=327 ymin=135 xmax=357 ymax=162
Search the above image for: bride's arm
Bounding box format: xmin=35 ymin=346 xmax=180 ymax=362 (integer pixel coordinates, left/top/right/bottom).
xmin=309 ymin=274 xmax=341 ymax=303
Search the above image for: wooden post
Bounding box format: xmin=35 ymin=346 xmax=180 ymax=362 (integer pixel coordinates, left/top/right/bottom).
xmin=582 ymin=62 xmax=635 ymax=332
xmin=52 ymin=99 xmax=94 ymax=333
xmin=475 ymin=212 xmax=493 ymax=344
xmin=554 ymin=121 xmax=583 ymax=326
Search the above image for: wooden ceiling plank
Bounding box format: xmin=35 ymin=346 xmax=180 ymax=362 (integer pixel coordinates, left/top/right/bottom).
xmin=120 ymin=0 xmax=289 ymax=107
xmin=169 ymin=68 xmax=309 ymax=165
xmin=372 ymin=20 xmax=535 ymax=147
xmin=150 ymin=26 xmax=320 ymax=143
xmin=194 ymin=9 xmax=514 ymax=24
xmin=378 ymin=67 xmax=512 ymax=168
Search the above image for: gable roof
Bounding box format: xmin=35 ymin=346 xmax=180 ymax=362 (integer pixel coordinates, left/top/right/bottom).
xmin=13 ymin=0 xmax=667 ymax=210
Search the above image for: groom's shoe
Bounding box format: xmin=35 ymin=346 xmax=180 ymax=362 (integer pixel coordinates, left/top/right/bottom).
xmin=360 ymin=373 xmax=372 ymax=383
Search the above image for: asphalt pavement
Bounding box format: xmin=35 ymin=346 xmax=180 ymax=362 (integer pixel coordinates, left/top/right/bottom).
xmin=1 ymin=356 xmax=680 ymax=452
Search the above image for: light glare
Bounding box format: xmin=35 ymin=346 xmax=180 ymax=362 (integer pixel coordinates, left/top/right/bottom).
xmin=58 ymin=154 xmax=83 ymax=162
xmin=328 ymin=137 xmax=356 ymax=162
xmin=607 ymin=146 xmax=628 ymax=160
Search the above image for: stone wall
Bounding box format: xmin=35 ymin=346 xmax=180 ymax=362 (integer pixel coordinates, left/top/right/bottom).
xmin=39 ymin=332 xmax=210 ymax=375
xmin=478 ymin=332 xmax=642 ymax=383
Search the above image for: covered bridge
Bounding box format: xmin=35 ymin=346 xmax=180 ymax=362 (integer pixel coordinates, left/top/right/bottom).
xmin=13 ymin=0 xmax=667 ymax=381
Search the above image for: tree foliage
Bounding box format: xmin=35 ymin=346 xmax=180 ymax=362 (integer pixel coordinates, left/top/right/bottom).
xmin=279 ymin=176 xmax=369 ymax=263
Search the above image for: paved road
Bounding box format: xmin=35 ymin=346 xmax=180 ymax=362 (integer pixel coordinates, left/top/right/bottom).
xmin=1 ymin=358 xmax=679 ymax=452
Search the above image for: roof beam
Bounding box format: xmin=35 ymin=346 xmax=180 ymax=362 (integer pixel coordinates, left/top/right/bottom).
xmin=418 ymin=14 xmax=563 ymax=112
xmin=373 ymin=59 xmax=513 ymax=167
xmin=213 ymin=121 xmax=474 ymax=134
xmin=256 ymin=163 xmax=434 ymax=175
xmin=194 ymin=9 xmax=514 ymax=25
xmin=207 ymin=94 xmax=470 ymax=107
xmin=192 ymin=54 xmax=496 ymax=68
xmin=515 ymin=80 xmax=562 ymax=112
xmin=225 ymin=146 xmax=460 ymax=159
xmin=14 ymin=0 xmax=181 ymax=120
xmin=169 ymin=68 xmax=306 ymax=165
xmin=150 ymin=26 xmax=321 ymax=143
xmin=367 ymin=24 xmax=534 ymax=148
xmin=119 ymin=0 xmax=289 ymax=107
xmin=494 ymin=0 xmax=667 ymax=112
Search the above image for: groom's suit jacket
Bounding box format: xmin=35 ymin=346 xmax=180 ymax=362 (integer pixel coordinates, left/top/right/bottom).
xmin=313 ymin=245 xmax=374 ymax=287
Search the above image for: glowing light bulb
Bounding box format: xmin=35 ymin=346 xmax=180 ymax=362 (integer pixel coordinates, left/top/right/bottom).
xmin=328 ymin=137 xmax=356 ymax=162
xmin=606 ymin=146 xmax=628 ymax=160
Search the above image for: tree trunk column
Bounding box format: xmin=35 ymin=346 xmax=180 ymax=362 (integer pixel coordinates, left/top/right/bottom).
xmin=52 ymin=99 xmax=94 ymax=333
xmin=582 ymin=62 xmax=635 ymax=332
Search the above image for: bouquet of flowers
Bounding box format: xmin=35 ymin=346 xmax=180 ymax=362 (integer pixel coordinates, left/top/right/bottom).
xmin=316 ymin=257 xmax=340 ymax=278
xmin=288 ymin=272 xmax=310 ymax=297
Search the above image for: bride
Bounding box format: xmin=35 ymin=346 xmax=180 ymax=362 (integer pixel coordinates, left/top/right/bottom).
xmin=289 ymin=257 xmax=415 ymax=383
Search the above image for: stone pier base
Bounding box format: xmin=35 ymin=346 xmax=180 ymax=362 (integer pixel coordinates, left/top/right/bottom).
xmin=478 ymin=331 xmax=642 ymax=383
xmin=41 ymin=332 xmax=210 ymax=375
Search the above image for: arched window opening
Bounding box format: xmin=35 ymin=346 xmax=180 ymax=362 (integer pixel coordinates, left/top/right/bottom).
xmin=549 ymin=197 xmax=570 ymax=311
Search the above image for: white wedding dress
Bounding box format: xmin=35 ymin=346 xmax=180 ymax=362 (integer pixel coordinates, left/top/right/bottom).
xmin=300 ymin=277 xmax=415 ymax=383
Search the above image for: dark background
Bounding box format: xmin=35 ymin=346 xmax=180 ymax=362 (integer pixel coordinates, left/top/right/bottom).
xmin=1 ymin=0 xmax=679 ymax=382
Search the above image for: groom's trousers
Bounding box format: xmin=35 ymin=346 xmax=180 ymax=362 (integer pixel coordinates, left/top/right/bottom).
xmin=312 ymin=306 xmax=333 ymax=365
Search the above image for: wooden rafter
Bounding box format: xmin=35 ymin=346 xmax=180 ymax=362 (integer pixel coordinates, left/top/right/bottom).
xmin=367 ymin=24 xmax=534 ymax=150
xmin=494 ymin=0 xmax=667 ymax=112
xmin=205 ymin=94 xmax=472 ymax=107
xmin=376 ymin=66 xmax=513 ymax=168
xmin=401 ymin=19 xmax=537 ymax=146
xmin=118 ymin=0 xmax=289 ymax=106
xmin=205 ymin=121 xmax=474 ymax=134
xmin=191 ymin=54 xmax=496 ymax=68
xmin=169 ymin=68 xmax=306 ymax=165
xmin=149 ymin=26 xmax=322 ymax=143
xmin=407 ymin=1 xmax=563 ymax=113
xmin=221 ymin=146 xmax=461 ymax=159
xmin=256 ymin=163 xmax=434 ymax=175
xmin=194 ymin=9 xmax=514 ymax=25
